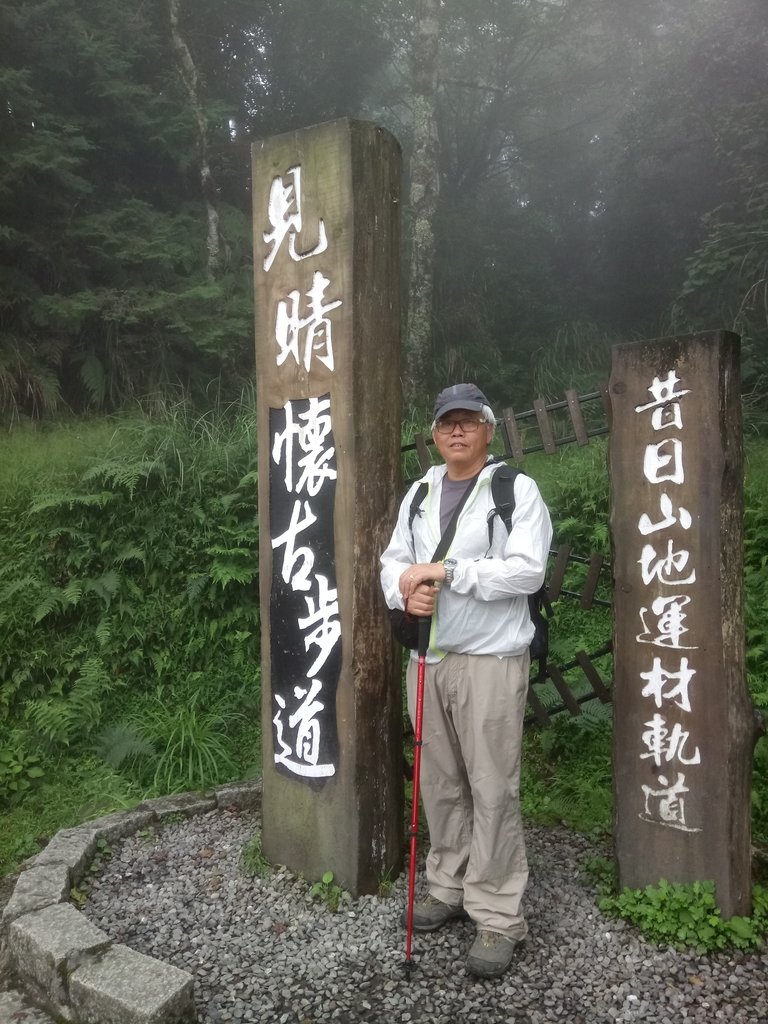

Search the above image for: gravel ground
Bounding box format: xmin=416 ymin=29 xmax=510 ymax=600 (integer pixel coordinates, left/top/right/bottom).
xmin=78 ymin=806 xmax=768 ymax=1024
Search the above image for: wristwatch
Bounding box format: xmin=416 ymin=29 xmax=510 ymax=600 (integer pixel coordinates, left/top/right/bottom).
xmin=443 ymin=558 xmax=457 ymax=588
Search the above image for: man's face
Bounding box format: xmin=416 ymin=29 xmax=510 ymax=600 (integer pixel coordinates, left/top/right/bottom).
xmin=432 ymin=408 xmax=493 ymax=476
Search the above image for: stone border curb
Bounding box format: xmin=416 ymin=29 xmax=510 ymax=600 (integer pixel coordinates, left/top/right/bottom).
xmin=1 ymin=779 xmax=262 ymax=1024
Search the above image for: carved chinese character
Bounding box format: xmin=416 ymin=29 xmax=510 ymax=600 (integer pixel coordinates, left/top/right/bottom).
xmin=637 ymin=595 xmax=697 ymax=649
xmin=635 ymin=370 xmax=690 ymax=430
xmin=640 ymin=772 xmax=700 ymax=832
xmin=272 ymin=397 xmax=336 ymax=496
xmin=643 ymin=437 xmax=685 ymax=484
xmin=639 ymin=540 xmax=696 ymax=587
xmin=299 ymin=574 xmax=341 ymax=677
xmin=271 ymin=499 xmax=318 ymax=591
xmin=640 ymin=656 xmax=696 ymax=712
xmin=275 ymin=271 xmax=342 ymax=372
xmin=273 ymin=686 xmax=335 ymax=778
xmin=263 ymin=166 xmax=328 ymax=272
xmin=638 ymin=492 xmax=692 ymax=535
xmin=640 ymin=713 xmax=701 ymax=766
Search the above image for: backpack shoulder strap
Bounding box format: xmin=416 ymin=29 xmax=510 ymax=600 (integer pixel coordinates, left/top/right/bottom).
xmin=407 ymin=481 xmax=429 ymax=535
xmin=487 ymin=464 xmax=525 ymax=546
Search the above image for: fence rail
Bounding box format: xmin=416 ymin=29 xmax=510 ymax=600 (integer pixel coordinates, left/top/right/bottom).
xmin=525 ymin=545 xmax=613 ymax=727
xmin=402 ymin=386 xmax=610 ymax=474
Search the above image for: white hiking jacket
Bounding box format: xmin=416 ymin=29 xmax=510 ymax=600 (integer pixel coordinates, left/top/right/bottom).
xmin=380 ymin=462 xmax=553 ymax=663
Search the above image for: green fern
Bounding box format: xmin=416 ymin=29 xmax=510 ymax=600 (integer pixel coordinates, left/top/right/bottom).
xmin=33 ymin=588 xmax=65 ymax=623
xmin=0 ymin=575 xmax=40 ymax=601
xmin=62 ymin=579 xmax=84 ymax=606
xmin=76 ymin=350 xmax=107 ymax=406
xmin=85 ymin=570 xmax=121 ymax=607
xmin=94 ymin=618 xmax=111 ymax=648
xmin=30 ymin=491 xmax=116 ymax=514
xmin=25 ymin=656 xmax=109 ymax=746
xmin=82 ymin=456 xmax=160 ymax=497
xmin=93 ymin=722 xmax=155 ymax=769
xmin=113 ymin=545 xmax=146 ymax=566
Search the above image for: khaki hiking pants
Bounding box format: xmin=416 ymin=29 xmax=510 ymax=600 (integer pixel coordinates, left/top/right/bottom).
xmin=406 ymin=650 xmax=530 ymax=941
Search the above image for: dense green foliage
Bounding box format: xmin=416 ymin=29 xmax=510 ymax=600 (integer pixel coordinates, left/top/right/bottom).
xmin=0 ymin=0 xmax=255 ymax=414
xmin=2 ymin=0 xmax=767 ymax=415
xmin=2 ymin=417 xmax=766 ymax=885
xmin=597 ymin=879 xmax=768 ymax=953
xmin=0 ymin=401 xmax=261 ymax=871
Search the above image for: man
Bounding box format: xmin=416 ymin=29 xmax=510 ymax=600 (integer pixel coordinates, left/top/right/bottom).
xmin=380 ymin=383 xmax=553 ymax=979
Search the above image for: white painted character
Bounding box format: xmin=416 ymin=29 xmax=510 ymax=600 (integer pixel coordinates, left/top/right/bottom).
xmin=271 ymin=499 xmax=318 ymax=591
xmin=640 ymin=656 xmax=696 ymax=713
xmin=635 ymin=370 xmax=690 ymax=431
xmin=641 ymin=772 xmax=700 ymax=832
xmin=643 ymin=437 xmax=685 ymax=485
xmin=298 ymin=574 xmax=341 ymax=677
xmin=274 ymin=271 xmax=342 ymax=372
xmin=263 ymin=166 xmax=328 ymax=272
xmin=640 ymin=713 xmax=701 ymax=766
xmin=638 ymin=492 xmax=692 ymax=535
xmin=637 ymin=594 xmax=697 ymax=649
xmin=639 ymin=540 xmax=696 ymax=587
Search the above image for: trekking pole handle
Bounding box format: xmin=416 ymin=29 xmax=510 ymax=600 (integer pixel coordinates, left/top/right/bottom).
xmin=417 ymin=616 xmax=431 ymax=658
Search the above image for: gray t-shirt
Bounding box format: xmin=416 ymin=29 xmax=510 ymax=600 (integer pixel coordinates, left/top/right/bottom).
xmin=440 ymin=476 xmax=476 ymax=533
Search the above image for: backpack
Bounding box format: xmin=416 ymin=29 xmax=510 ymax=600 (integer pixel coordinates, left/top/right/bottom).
xmin=405 ymin=464 xmax=552 ymax=680
xmin=486 ymin=464 xmax=553 ymax=682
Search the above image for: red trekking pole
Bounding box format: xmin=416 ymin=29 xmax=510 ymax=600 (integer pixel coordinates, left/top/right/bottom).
xmin=405 ymin=615 xmax=431 ymax=967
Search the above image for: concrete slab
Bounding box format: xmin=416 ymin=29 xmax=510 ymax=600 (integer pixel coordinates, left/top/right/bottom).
xmin=1 ymin=865 xmax=70 ymax=927
xmin=79 ymin=810 xmax=155 ymax=843
xmin=136 ymin=794 xmax=216 ymax=820
xmin=69 ymin=944 xmax=196 ymax=1024
xmin=7 ymin=903 xmax=110 ymax=1015
xmin=212 ymin=779 xmax=262 ymax=810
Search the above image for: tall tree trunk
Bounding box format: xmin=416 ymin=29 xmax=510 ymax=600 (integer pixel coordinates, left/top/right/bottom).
xmin=168 ymin=0 xmax=223 ymax=280
xmin=404 ymin=0 xmax=440 ymax=410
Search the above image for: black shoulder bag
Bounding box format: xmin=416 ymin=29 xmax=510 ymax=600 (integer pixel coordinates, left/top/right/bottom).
xmin=389 ymin=471 xmax=481 ymax=649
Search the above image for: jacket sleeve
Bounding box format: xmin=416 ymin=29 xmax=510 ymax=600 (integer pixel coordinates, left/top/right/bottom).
xmin=379 ymin=483 xmax=421 ymax=611
xmin=450 ymin=474 xmax=553 ymax=601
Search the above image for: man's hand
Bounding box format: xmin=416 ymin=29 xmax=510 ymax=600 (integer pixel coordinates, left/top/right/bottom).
xmin=405 ymin=582 xmax=439 ymax=618
xmin=398 ymin=562 xmax=446 ymax=619
xmin=398 ymin=562 xmax=446 ymax=601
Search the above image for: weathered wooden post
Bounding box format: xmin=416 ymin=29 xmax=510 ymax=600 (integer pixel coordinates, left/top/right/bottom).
xmin=252 ymin=119 xmax=403 ymax=894
xmin=609 ymin=330 xmax=758 ymax=917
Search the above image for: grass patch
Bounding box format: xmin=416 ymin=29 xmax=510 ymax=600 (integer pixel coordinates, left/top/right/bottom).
xmin=0 ymin=756 xmax=139 ymax=876
xmin=0 ymin=416 xmax=125 ymax=495
xmin=521 ymin=710 xmax=613 ymax=837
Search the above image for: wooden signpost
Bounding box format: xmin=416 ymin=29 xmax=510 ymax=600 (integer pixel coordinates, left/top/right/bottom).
xmin=609 ymin=330 xmax=757 ymax=917
xmin=252 ymin=119 xmax=403 ymax=895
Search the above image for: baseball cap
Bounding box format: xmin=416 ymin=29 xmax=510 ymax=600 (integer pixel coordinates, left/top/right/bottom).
xmin=433 ymin=383 xmax=489 ymax=419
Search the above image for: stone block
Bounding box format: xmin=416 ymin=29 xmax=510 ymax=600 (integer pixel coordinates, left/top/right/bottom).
xmin=80 ymin=809 xmax=155 ymax=843
xmin=212 ymin=779 xmax=262 ymax=810
xmin=1 ymin=864 xmax=70 ymax=927
xmin=7 ymin=903 xmax=110 ymax=1015
xmin=69 ymin=943 xmax=196 ymax=1024
xmin=137 ymin=793 xmax=216 ymax=820
xmin=33 ymin=829 xmax=97 ymax=883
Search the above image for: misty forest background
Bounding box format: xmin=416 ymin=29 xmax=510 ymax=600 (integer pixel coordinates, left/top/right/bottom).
xmin=2 ymin=0 xmax=768 ymax=931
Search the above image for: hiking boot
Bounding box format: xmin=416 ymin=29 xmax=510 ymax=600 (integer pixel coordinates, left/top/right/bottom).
xmin=466 ymin=930 xmax=520 ymax=979
xmin=403 ymin=893 xmax=467 ymax=932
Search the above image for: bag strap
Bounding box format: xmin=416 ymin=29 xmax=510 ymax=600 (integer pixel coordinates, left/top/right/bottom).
xmin=486 ymin=463 xmax=524 ymax=547
xmin=408 ymin=482 xmax=429 ymax=533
